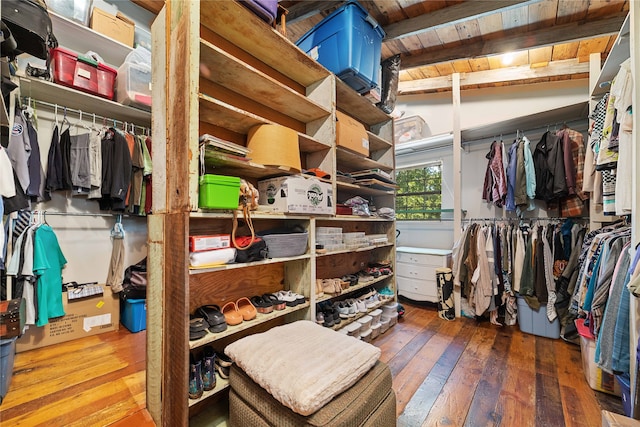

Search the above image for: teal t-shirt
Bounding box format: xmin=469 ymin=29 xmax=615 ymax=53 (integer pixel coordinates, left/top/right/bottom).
xmin=33 ymin=225 xmax=67 ymax=326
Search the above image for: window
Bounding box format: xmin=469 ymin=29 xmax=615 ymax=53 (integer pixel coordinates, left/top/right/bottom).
xmin=396 ymin=162 xmax=442 ymax=220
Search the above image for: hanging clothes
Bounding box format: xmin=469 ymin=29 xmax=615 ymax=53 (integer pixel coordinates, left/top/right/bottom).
xmin=481 ymin=141 xmax=507 ymax=207
xmin=45 ymin=125 xmax=63 ymax=200
xmin=7 ymin=110 xmax=31 ymax=194
xmin=98 ymin=129 xmax=133 ymax=211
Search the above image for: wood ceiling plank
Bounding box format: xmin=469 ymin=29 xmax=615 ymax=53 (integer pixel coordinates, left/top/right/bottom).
xmin=398 ymin=58 xmax=589 ymax=93
xmin=416 ymin=29 xmax=444 ymax=49
xmin=131 ymin=0 xmax=164 ymax=15
xmin=383 ymin=0 xmax=534 ymax=41
xmin=435 ymin=62 xmax=456 ymax=76
xmin=452 ymin=60 xmax=473 ymax=73
xmin=455 ymin=19 xmax=482 ymax=43
xmin=501 ymin=4 xmax=529 ymax=30
xmin=435 ymin=25 xmax=463 ymax=46
xmin=488 ymin=55 xmax=503 ymax=70
xmin=555 ymin=0 xmax=589 ymax=25
xmin=551 ymin=42 xmax=579 ymax=61
xmin=468 ymin=57 xmax=491 ymax=72
xmin=587 ymin=0 xmax=628 ymax=20
xmin=476 ymin=12 xmax=505 ymax=40
xmin=284 ymin=1 xmax=344 ymax=24
xmin=399 ymin=35 xmax=427 ymax=52
xmin=369 ymin=0 xmax=406 ymax=25
xmin=576 ymin=35 xmax=611 ymax=58
xmin=529 ymin=46 xmax=553 ymax=64
xmin=400 ymin=12 xmax=625 ymax=69
xmin=527 ymin=0 xmax=558 ymax=30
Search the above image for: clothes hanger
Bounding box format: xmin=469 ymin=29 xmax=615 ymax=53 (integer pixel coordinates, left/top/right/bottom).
xmin=111 ymin=214 xmax=125 ymax=239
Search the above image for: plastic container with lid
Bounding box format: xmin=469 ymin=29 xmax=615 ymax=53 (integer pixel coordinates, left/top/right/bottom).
xmin=369 ymin=308 xmax=382 ymax=324
xmin=51 ymin=47 xmax=117 ymax=100
xmin=370 ymin=322 xmax=381 ymax=339
xmin=356 ymin=314 xmax=372 ymax=331
xmin=198 ymin=174 xmax=241 ymax=210
xmin=117 ymin=61 xmax=151 ymax=110
xmin=380 ymin=317 xmax=390 ymax=334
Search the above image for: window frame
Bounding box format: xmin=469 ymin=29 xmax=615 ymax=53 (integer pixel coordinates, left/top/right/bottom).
xmin=395 ymin=161 xmax=443 ymax=220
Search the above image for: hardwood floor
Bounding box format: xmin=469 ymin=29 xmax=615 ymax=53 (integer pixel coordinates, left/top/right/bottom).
xmin=0 ymin=302 xmax=624 ymax=426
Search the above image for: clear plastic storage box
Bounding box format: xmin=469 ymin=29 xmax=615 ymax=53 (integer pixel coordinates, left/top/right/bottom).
xmin=117 ymin=61 xmax=152 ymax=110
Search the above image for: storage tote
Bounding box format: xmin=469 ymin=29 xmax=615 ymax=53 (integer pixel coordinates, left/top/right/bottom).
xmin=258 ymin=229 xmax=309 ymax=258
xmin=0 ymin=337 xmax=17 ymax=404
xmin=51 ymin=47 xmax=117 ymax=100
xmin=117 ymin=61 xmax=151 ymax=110
xmin=516 ymin=296 xmax=559 ymax=339
xmin=239 ymin=0 xmax=278 ymax=25
xmin=295 ymin=0 xmax=385 ymax=94
xmin=198 ymin=174 xmax=241 ymax=210
xmin=121 ymin=299 xmax=147 ymax=333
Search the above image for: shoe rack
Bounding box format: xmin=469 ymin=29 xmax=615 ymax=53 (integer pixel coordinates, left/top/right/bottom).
xmin=148 ymin=2 xmax=395 ymax=425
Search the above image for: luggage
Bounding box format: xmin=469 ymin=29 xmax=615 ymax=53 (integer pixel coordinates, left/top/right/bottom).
xmin=0 ymin=298 xmax=25 ymax=339
xmin=239 ymin=0 xmax=278 ymax=25
xmin=1 ymin=0 xmax=58 ymax=60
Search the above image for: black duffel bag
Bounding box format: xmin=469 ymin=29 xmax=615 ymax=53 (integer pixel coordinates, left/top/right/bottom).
xmin=121 ymin=258 xmax=147 ymax=300
xmin=2 ymin=0 xmax=58 ymax=60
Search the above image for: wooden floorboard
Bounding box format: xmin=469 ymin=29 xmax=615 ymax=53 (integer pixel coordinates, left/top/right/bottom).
xmin=0 ymin=301 xmax=625 ymax=426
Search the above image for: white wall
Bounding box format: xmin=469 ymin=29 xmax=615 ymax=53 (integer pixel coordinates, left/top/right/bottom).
xmin=9 ymin=107 xmax=148 ymax=286
xmin=395 ymin=79 xmax=589 ymax=250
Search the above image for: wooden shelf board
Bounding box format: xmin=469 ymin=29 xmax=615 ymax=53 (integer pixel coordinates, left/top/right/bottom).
xmin=336 ymin=181 xmax=396 ymax=197
xmin=189 ymin=254 xmax=311 ymax=275
xmin=199 ymin=94 xmax=331 ymax=153
xmin=190 ymin=211 xmax=312 ymax=220
xmin=319 ymin=215 xmax=395 ymax=222
xmin=188 ymin=302 xmax=310 ymax=349
xmin=199 ymin=1 xmax=330 ymax=88
xmin=18 ymin=77 xmax=151 ymax=126
xmin=49 ymin=11 xmax=132 ymax=69
xmin=335 ymin=79 xmax=390 ymax=127
xmin=316 ymin=244 xmax=394 ymax=258
xmin=367 ymin=131 xmax=393 ymax=151
xmin=336 ymin=147 xmax=394 ymax=172
xmin=203 ymin=154 xmax=299 ymax=180
xmin=200 ymin=39 xmax=331 ymax=124
xmin=188 ymin=378 xmax=230 ymax=407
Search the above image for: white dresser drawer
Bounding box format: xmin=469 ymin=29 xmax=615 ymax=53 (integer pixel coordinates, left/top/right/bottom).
xmin=397 ymin=276 xmax=438 ymax=302
xmin=396 ymin=262 xmax=439 ymax=281
xmin=396 ymin=247 xmax=452 ymax=267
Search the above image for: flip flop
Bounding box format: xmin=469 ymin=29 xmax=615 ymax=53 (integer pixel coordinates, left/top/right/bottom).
xmin=236 ymin=297 xmax=257 ymax=321
xmin=264 ymin=293 xmax=286 ymax=311
xmin=221 ymin=301 xmax=243 ymax=326
xmin=195 ymin=304 xmax=228 ymax=333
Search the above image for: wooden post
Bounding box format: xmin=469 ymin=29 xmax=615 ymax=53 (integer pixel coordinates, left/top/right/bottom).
xmin=452 ymin=73 xmax=462 ymax=318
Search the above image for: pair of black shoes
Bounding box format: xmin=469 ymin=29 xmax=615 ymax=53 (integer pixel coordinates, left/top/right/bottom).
xmin=189 ymin=346 xmax=217 ymax=399
xmin=190 ymin=305 xmax=228 ymax=341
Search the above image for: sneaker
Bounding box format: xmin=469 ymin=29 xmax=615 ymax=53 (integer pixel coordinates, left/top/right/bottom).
xmin=345 ymin=300 xmax=357 ymax=317
xmin=334 ymin=302 xmax=350 ymax=319
xmin=355 ymin=299 xmax=367 ymax=313
xmin=316 ymin=311 xmax=325 ymax=324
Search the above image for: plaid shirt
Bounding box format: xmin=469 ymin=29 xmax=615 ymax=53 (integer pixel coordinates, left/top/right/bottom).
xmin=548 ymin=128 xmax=587 ymax=217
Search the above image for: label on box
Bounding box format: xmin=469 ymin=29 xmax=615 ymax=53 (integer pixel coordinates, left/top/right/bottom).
xmin=361 ymin=138 xmax=369 ymax=149
xmin=190 ymin=234 xmax=231 ymax=252
xmin=78 ymin=69 xmax=91 ymax=79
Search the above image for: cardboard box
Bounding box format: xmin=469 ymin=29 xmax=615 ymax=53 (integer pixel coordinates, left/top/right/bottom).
xmin=576 ymin=320 xmax=621 ymax=396
xmin=336 ymin=111 xmax=369 ymax=157
xmin=16 ymin=285 xmax=119 ymax=353
xmin=258 ymin=176 xmax=334 ymax=215
xmin=602 ymin=411 xmax=640 ymax=427
xmin=90 ymin=7 xmax=135 ymax=47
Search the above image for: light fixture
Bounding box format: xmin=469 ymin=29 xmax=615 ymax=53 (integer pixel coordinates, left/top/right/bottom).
xmin=395 ymin=133 xmax=454 ymax=155
xmin=502 ymin=52 xmax=515 ymax=66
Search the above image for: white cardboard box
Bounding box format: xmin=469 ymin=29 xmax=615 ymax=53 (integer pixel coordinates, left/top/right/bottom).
xmin=258 ymin=176 xmax=334 ymax=215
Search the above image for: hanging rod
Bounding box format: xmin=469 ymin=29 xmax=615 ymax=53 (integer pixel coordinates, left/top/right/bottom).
xmin=464 ymin=216 xmax=589 ymax=222
xmin=22 ymin=209 xmax=145 ymax=218
xmin=19 ymin=97 xmax=151 ymax=134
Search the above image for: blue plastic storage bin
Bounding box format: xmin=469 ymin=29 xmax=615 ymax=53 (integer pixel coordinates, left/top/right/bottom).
xmin=616 ymin=374 xmax=632 ymax=417
xmin=0 ymin=337 xmax=17 ymax=404
xmin=295 ymin=0 xmax=385 ymax=94
xmin=516 ymin=296 xmax=560 ymax=339
xmin=121 ymin=299 xmax=147 ymax=333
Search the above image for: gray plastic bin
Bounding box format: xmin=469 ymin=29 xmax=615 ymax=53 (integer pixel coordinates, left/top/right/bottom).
xmin=516 ymin=296 xmax=560 ymax=339
xmin=0 ymin=336 xmax=17 ymax=404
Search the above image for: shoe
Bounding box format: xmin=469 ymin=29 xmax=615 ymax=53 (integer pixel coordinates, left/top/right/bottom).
xmin=316 ymin=311 xmax=325 ymax=324
xmin=202 ymin=346 xmax=217 ymax=391
xmin=334 ymin=302 xmax=349 ymax=319
xmin=250 ymin=295 xmax=274 ymax=314
xmin=189 ymin=315 xmax=208 ymax=341
xmin=221 ymin=301 xmax=243 ymax=326
xmin=355 ymin=299 xmax=367 ymax=313
xmin=276 ymin=290 xmax=299 ymax=307
xmin=195 ymin=305 xmax=228 ymax=333
xmin=315 ymin=279 xmax=325 ymax=298
xmin=264 ymin=293 xmax=286 ymax=311
xmin=189 ymin=353 xmax=204 ymax=399
xmin=236 ymin=297 xmax=257 ymax=321
xmin=345 ymin=300 xmax=357 ymax=317
xmin=215 ymin=352 xmax=233 ymax=379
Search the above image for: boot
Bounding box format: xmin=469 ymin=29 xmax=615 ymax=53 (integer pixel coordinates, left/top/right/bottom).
xmin=189 ymin=353 xmax=204 ymax=399
xmin=202 ymin=346 xmax=217 ymax=391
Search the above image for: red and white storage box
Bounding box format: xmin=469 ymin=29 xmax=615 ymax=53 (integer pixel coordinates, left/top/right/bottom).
xmin=51 ymin=47 xmax=117 ymax=100
xmin=116 ymin=61 xmax=152 ymax=110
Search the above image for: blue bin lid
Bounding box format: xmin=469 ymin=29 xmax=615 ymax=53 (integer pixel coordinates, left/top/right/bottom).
xmin=295 ymin=0 xmax=385 ymax=45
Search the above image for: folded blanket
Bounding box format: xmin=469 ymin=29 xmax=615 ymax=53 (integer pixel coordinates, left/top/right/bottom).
xmin=225 ymin=320 xmax=380 ymax=416
xmin=189 ymin=248 xmax=236 ymax=267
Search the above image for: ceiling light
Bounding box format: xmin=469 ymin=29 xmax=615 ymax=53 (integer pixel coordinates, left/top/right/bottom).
xmin=502 ymin=52 xmax=515 ymax=66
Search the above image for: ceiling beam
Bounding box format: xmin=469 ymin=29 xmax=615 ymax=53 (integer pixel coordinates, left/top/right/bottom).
xmin=283 ymin=1 xmax=344 ymax=25
xmin=400 ymin=12 xmax=627 ymax=70
xmin=130 ymin=0 xmax=164 ymax=15
xmin=398 ymin=58 xmax=589 ymax=93
xmin=384 ymin=0 xmax=535 ymax=42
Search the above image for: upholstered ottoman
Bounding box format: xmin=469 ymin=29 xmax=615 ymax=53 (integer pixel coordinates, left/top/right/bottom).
xmin=224 ymin=321 xmax=396 ymax=427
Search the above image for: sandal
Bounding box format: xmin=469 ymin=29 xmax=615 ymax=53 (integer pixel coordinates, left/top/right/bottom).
xmin=236 ymin=297 xmax=257 ymax=321
xmin=215 ymin=352 xmax=233 ymax=379
xmin=221 ymin=301 xmax=243 ymax=326
xmin=195 ymin=305 xmax=228 ymax=333
xmin=250 ymin=295 xmax=274 ymax=314
xmin=264 ymin=293 xmax=286 ymax=311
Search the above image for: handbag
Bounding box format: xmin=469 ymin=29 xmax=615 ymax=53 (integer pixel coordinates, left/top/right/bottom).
xmin=0 ymin=298 xmax=26 ymax=338
xmin=121 ymin=258 xmax=147 ymax=300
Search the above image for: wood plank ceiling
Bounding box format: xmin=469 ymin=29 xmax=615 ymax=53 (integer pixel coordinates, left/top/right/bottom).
xmin=279 ymin=0 xmax=629 ymax=94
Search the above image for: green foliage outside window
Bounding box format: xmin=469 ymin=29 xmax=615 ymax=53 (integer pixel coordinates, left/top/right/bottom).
xmin=396 ymin=164 xmax=442 ymax=220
